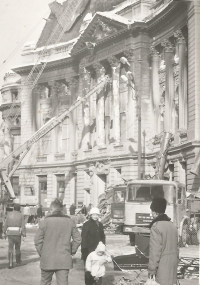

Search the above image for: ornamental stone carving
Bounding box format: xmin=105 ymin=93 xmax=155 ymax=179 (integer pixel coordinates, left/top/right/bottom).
xmin=92 ymin=19 xmax=117 ymax=41
xmin=161 ymin=39 xmax=174 ymax=51
xmin=107 ymin=56 xmax=120 ymax=69
xmin=95 ymin=162 xmax=109 ymax=175
xmin=174 ymin=29 xmax=185 ymax=43
xmin=124 ymin=48 xmax=134 ymax=61
xmin=92 ymin=62 xmax=106 ymax=84
xmin=149 ymin=46 xmax=159 ymax=57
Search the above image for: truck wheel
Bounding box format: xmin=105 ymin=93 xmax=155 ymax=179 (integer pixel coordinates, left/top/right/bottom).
xmin=180 ymin=224 xmax=188 ymax=247
xmin=129 ymin=233 xmax=135 ymax=246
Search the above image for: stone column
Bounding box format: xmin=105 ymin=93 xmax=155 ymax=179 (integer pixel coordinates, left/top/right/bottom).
xmin=161 ymin=39 xmax=174 ymax=133
xmin=174 ymin=29 xmax=187 ymax=132
xmin=187 ymin=2 xmax=200 ymax=141
xmin=48 ymin=80 xmax=58 ymax=153
xmin=68 ymin=77 xmax=78 ymax=151
xmin=81 ymin=67 xmax=91 ymax=150
xmin=89 ymin=75 xmax=96 ymax=147
xmin=123 ymin=49 xmax=136 ymax=141
xmin=20 ymin=80 xmax=33 ymax=144
xmin=92 ymin=62 xmax=106 ymax=148
xmin=150 ymin=46 xmax=160 ymax=135
xmin=104 ymin=75 xmax=112 ymax=145
xmin=107 ymin=56 xmax=120 ymax=145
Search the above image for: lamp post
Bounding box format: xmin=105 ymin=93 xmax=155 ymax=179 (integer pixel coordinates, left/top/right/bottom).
xmin=120 ymin=56 xmax=142 ymax=179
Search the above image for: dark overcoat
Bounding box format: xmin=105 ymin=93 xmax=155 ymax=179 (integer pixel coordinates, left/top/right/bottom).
xmin=34 ymin=211 xmax=81 ymax=270
xmin=81 ymin=218 xmax=105 ymax=259
xmin=148 ymin=214 xmax=179 ymax=285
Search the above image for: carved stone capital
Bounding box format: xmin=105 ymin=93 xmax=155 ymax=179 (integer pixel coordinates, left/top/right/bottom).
xmin=161 ymin=39 xmax=174 ymax=52
xmin=174 ymin=29 xmax=186 ymax=44
xmin=92 ymin=62 xmax=106 ymax=78
xmin=79 ymin=66 xmax=86 ymax=78
xmin=107 ymin=56 xmax=120 ymax=68
xmin=149 ymin=46 xmax=159 ymax=58
xmin=124 ymin=48 xmax=134 ymax=61
xmin=68 ymin=77 xmax=78 ymax=88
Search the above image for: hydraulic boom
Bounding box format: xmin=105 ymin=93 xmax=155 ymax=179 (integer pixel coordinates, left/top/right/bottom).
xmin=0 ymin=79 xmax=108 ymax=199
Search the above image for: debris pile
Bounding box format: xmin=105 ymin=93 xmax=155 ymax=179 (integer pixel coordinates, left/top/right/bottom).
xmin=98 ymin=186 xmax=121 ymax=233
xmin=177 ymin=257 xmax=199 ymax=279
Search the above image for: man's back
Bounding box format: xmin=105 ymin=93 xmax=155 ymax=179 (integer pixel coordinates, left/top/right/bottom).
xmin=5 ymin=211 xmax=24 ymax=228
xmin=34 ymin=212 xmax=81 ymax=270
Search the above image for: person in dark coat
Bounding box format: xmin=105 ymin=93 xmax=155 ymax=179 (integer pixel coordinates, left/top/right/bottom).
xmin=148 ymin=198 xmax=179 ymax=285
xmin=81 ymin=207 xmax=105 ymax=263
xmin=69 ymin=203 xmax=76 ymax=215
xmin=37 ymin=205 xmax=43 ymax=219
xmin=3 ymin=204 xmax=26 ymax=268
xmin=81 ymin=205 xmax=87 ymax=215
xmin=34 ymin=199 xmax=81 ymax=285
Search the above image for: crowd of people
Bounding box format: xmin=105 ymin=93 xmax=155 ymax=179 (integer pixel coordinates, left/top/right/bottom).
xmin=1 ymin=198 xmax=179 ymax=285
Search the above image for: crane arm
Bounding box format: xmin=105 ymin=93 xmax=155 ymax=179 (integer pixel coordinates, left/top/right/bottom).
xmin=0 ymin=79 xmax=107 ymax=199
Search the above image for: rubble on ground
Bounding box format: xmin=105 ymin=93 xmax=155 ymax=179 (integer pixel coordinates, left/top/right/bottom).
xmin=98 ymin=186 xmax=121 ymax=233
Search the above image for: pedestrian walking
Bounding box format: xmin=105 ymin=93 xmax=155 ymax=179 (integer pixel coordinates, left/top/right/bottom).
xmin=23 ymin=204 xmax=31 ymax=224
xmin=81 ymin=207 xmax=105 ymax=263
xmin=69 ymin=203 xmax=76 ymax=215
xmin=34 ymin=198 xmax=81 ymax=285
xmin=85 ymin=241 xmax=112 ymax=285
xmin=37 ymin=204 xmax=43 ymax=221
xmin=147 ymin=198 xmax=179 ymax=285
xmin=81 ymin=204 xmax=87 ymax=215
xmin=63 ymin=204 xmax=67 ymax=215
xmin=3 ymin=204 xmax=26 ymax=268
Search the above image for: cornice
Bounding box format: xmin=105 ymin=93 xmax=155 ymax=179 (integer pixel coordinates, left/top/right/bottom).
xmin=146 ymin=1 xmax=187 ymax=32
xmin=168 ymin=140 xmax=200 ymax=154
xmin=0 ymin=102 xmax=20 ymax=112
xmin=12 ymin=57 xmax=73 ymax=76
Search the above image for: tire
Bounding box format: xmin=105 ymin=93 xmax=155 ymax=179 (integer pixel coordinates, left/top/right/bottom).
xmin=129 ymin=233 xmax=136 ymax=246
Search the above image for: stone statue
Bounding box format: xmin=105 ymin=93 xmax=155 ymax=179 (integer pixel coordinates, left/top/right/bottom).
xmin=1 ymin=119 xmax=12 ymax=156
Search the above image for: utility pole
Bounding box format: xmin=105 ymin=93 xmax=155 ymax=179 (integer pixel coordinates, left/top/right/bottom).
xmin=137 ymin=56 xmax=142 ymax=179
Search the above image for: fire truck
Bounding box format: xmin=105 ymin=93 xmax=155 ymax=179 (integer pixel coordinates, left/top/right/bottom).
xmin=111 ymin=180 xmax=190 ymax=247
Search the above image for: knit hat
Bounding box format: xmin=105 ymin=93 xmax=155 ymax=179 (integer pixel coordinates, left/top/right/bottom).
xmin=150 ymin=198 xmax=167 ymax=214
xmin=90 ymin=207 xmax=100 ymax=215
xmin=95 ymin=242 xmax=105 ymax=253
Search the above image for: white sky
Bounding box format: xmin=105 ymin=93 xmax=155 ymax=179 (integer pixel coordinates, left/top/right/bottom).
xmin=0 ymin=0 xmax=53 ymax=87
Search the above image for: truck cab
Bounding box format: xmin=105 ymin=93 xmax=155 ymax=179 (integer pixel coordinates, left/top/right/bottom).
xmin=111 ymin=180 xmax=189 ymax=245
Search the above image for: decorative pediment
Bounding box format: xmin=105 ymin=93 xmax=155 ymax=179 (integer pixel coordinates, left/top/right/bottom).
xmin=72 ymin=14 xmax=127 ymax=55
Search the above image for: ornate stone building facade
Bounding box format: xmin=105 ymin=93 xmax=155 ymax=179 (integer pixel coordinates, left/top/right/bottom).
xmin=1 ymin=0 xmax=200 ymax=208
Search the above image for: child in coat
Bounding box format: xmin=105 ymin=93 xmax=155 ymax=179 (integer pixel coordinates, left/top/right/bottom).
xmin=85 ymin=242 xmax=112 ymax=285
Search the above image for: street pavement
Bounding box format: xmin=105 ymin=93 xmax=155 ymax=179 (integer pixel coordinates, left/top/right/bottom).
xmin=0 ymin=226 xmax=199 ymax=285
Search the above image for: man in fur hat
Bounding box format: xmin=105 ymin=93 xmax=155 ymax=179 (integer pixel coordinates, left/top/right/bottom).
xmin=148 ymin=197 xmax=179 ymax=285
